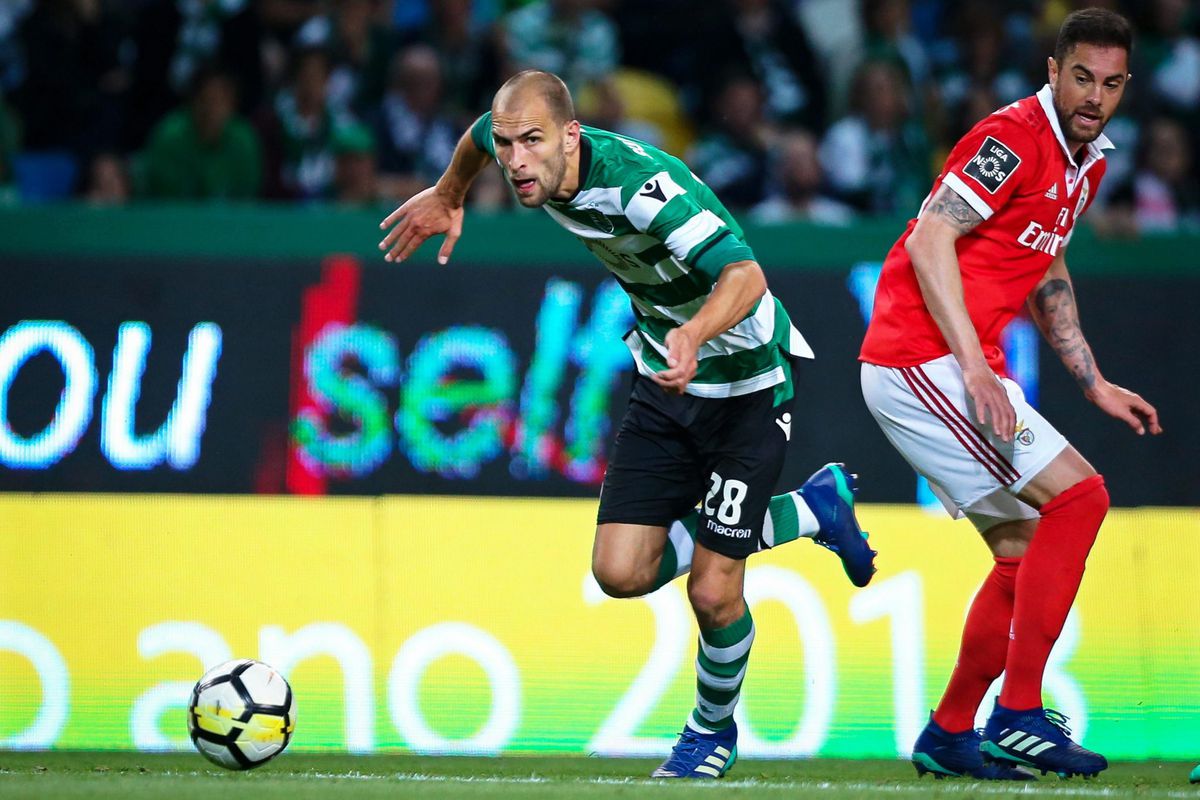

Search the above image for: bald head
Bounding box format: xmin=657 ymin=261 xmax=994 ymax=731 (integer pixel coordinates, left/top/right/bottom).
xmin=493 ymin=70 xmax=576 ymax=126
xmin=488 ymin=70 xmax=582 ymax=208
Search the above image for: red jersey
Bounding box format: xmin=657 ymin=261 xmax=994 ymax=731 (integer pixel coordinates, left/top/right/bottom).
xmin=859 ymin=85 xmax=1110 ymax=375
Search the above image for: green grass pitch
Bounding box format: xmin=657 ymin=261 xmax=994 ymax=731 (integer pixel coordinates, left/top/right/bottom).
xmin=0 ymin=752 xmax=1197 ymax=799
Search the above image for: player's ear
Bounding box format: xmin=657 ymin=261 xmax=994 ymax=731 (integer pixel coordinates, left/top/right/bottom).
xmin=563 ymin=119 xmax=581 ymax=154
xmin=1047 ymin=55 xmax=1058 ymax=84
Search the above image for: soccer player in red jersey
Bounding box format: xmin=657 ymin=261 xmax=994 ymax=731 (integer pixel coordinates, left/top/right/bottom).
xmin=859 ymin=8 xmax=1161 ymax=780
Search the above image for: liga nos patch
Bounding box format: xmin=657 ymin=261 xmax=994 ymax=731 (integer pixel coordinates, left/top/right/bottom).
xmin=964 ymin=136 xmax=1020 ymax=194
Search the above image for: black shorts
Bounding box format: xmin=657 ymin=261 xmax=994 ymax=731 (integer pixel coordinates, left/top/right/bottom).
xmin=596 ymin=375 xmax=795 ymax=559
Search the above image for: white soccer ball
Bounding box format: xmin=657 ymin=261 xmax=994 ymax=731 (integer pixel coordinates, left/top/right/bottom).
xmin=187 ymin=659 xmax=295 ymax=770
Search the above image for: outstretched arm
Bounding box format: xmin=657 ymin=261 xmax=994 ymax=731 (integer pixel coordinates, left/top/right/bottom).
xmin=1027 ymin=252 xmax=1162 ymax=435
xmin=378 ymin=128 xmax=493 ymax=264
xmin=905 ymin=184 xmax=1017 ymax=440
xmin=653 ymin=260 xmax=766 ymax=394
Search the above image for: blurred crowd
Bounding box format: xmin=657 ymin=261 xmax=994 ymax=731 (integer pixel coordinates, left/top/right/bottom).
xmin=1 ymin=0 xmax=1198 ymax=233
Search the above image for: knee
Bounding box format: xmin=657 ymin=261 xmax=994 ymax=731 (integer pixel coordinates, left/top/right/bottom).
xmin=982 ymin=518 xmax=1038 ymax=558
xmin=1000 ymin=538 xmax=1030 ymax=558
xmin=1088 ymin=482 xmax=1111 ymax=524
xmin=1092 ymin=477 xmax=1110 ymax=513
xmin=591 ymin=556 xmax=653 ymax=598
xmin=1044 ymin=474 xmax=1109 ymax=521
xmin=687 ymin=580 xmax=744 ymax=629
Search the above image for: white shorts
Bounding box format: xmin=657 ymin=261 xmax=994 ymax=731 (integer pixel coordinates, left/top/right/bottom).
xmin=860 ymin=355 xmax=1068 ymax=531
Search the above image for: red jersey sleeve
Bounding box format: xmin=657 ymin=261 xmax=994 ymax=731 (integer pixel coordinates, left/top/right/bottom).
xmin=939 ymin=117 xmax=1039 ymax=221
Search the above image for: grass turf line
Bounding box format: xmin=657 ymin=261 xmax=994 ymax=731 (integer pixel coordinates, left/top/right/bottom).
xmin=0 ymin=753 xmax=1196 ymax=799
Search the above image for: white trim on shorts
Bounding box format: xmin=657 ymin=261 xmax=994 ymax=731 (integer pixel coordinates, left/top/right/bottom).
xmin=861 ymin=354 xmax=1068 ymax=529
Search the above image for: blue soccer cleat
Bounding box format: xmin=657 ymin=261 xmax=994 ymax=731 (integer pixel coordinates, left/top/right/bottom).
xmin=912 ymin=715 xmax=1035 ymax=780
xmin=982 ymin=703 xmax=1108 ymax=778
xmin=650 ymin=722 xmax=738 ymax=779
xmin=1190 ymin=764 xmax=1200 ymax=784
xmin=799 ymin=463 xmax=877 ymax=587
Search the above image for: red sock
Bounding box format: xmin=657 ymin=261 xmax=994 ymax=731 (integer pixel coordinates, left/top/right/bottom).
xmin=932 ymin=555 xmax=1020 ymax=733
xmin=999 ymin=475 xmax=1109 ymax=711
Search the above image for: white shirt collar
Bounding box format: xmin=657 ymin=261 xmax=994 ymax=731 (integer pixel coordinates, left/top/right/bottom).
xmin=1035 ymin=84 xmax=1114 ymax=165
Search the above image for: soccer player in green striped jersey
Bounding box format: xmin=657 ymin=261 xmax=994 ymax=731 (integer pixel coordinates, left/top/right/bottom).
xmin=379 ymin=70 xmax=876 ymax=778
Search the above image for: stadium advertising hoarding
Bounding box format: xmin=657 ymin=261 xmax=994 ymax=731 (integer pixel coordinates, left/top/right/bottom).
xmin=2 ymin=494 xmax=1197 ymax=760
xmin=1 ymin=255 xmax=1194 ymax=505
xmin=0 ymin=256 xmax=638 ymax=496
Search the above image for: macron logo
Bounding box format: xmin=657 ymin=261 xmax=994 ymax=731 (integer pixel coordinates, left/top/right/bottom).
xmin=775 ymin=412 xmax=792 ymax=441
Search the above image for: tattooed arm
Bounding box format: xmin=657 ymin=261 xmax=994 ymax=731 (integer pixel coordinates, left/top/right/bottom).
xmin=906 ymin=184 xmax=1016 ymax=440
xmin=1028 ymin=252 xmax=1162 ymax=435
xmin=1026 ymin=254 xmax=1097 ymax=391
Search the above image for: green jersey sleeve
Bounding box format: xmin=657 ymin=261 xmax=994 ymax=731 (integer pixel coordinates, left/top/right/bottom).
xmin=469 ymin=112 xmax=495 ymax=157
xmin=621 ymin=170 xmax=756 ymax=279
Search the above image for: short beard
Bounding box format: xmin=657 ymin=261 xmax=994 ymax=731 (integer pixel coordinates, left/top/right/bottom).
xmin=540 ymin=150 xmax=568 ymax=205
xmin=1062 ymin=115 xmax=1103 ymax=144
xmin=1054 ymin=99 xmax=1104 ymax=145
xmin=512 ymin=149 xmax=568 ymax=207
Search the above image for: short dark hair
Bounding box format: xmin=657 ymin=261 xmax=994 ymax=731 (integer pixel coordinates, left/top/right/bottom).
xmin=1054 ymin=8 xmax=1133 ymax=62
xmin=494 ymin=70 xmax=575 ymax=125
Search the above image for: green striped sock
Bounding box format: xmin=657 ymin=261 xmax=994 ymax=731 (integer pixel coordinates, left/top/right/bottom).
xmin=764 ymin=489 xmax=815 ymax=548
xmin=653 ymin=515 xmax=698 ymax=590
xmin=689 ymin=608 xmax=754 ymax=732
xmin=651 ymin=491 xmax=819 ymax=591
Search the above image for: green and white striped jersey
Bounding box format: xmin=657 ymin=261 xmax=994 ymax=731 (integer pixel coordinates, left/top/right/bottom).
xmin=471 ymin=113 xmax=813 ymax=399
